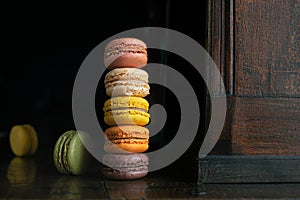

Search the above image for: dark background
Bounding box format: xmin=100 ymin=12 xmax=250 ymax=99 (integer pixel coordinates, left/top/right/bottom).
xmin=1 ymin=1 xmax=207 ymax=156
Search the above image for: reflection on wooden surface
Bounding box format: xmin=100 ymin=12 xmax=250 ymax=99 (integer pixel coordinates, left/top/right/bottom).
xmin=1 ymin=139 xmax=300 ymax=199
xmin=104 ymin=179 xmax=148 ymax=200
xmin=7 ymin=157 xmax=36 ymax=185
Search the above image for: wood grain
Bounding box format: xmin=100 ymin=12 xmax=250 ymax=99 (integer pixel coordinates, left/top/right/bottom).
xmin=207 ymin=0 xmax=234 ymax=95
xmin=104 ymin=179 xmax=148 ymax=200
xmin=231 ymin=97 xmax=300 ymax=155
xmin=209 ymin=97 xmax=300 ymax=156
xmin=146 ymin=182 xmax=300 ymax=199
xmin=234 ymin=0 xmax=300 ymax=97
xmin=210 ymin=96 xmax=234 ymax=155
xmin=198 ymin=155 xmax=300 ymax=183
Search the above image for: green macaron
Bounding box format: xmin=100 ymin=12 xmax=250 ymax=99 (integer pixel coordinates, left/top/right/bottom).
xmin=53 ymin=130 xmax=91 ymax=175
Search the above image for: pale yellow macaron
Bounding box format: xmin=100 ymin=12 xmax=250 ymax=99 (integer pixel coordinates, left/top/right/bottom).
xmin=9 ymin=124 xmax=38 ymax=156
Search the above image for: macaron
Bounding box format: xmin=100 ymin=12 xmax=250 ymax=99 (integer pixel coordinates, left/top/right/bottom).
xmin=102 ymin=153 xmax=149 ymax=180
xmin=104 ymin=38 xmax=147 ymax=70
xmin=103 ymin=96 xmax=150 ymax=126
xmin=104 ymin=125 xmax=149 ymax=153
xmin=53 ymin=130 xmax=91 ymax=175
xmin=104 ymin=68 xmax=150 ymax=97
xmin=9 ymin=124 xmax=38 ymax=157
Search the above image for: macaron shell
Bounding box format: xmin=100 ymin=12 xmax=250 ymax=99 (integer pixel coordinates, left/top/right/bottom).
xmin=67 ymin=133 xmax=90 ymax=175
xmin=104 ymin=38 xmax=147 ymax=69
xmin=104 ymin=110 xmax=150 ymax=126
xmin=104 ymin=139 xmax=149 ymax=153
xmin=106 ymin=54 xmax=148 ymax=70
xmin=102 ymin=153 xmax=149 ymax=180
xmin=103 ymin=166 xmax=148 ymax=180
xmin=23 ymin=125 xmax=38 ymax=155
xmin=9 ymin=125 xmax=32 ymax=156
xmin=105 ymin=125 xmax=149 ymax=140
xmin=102 ymin=153 xmax=149 ymax=167
xmin=104 ymin=38 xmax=147 ymax=50
xmin=104 ymin=68 xmax=149 ymax=84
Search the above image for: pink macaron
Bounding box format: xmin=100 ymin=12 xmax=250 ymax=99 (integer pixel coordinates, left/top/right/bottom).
xmin=104 ymin=38 xmax=148 ymax=70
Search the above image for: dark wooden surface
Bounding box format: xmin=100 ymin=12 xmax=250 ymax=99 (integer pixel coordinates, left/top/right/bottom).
xmin=207 ymin=0 xmax=234 ymax=95
xmin=234 ymin=0 xmax=300 ymax=97
xmin=199 ymin=155 xmax=300 ymax=183
xmin=231 ymin=97 xmax=300 ymax=155
xmin=145 ymin=183 xmax=300 ymax=199
xmin=208 ymin=0 xmax=300 ymax=156
xmin=212 ymin=97 xmax=300 ymax=155
xmin=1 ymin=137 xmax=300 ymax=199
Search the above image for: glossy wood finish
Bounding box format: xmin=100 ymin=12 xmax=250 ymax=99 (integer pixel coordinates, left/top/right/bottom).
xmin=1 ymin=138 xmax=299 ymax=199
xmin=199 ymin=155 xmax=300 ymax=183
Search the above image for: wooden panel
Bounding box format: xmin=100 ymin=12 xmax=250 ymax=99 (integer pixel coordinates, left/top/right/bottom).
xmin=210 ymin=97 xmax=300 ymax=155
xmin=231 ymin=97 xmax=300 ymax=155
xmin=234 ymin=0 xmax=300 ymax=97
xmin=198 ymin=155 xmax=300 ymax=183
xmin=207 ymin=0 xmax=234 ymax=95
xmin=210 ymin=96 xmax=234 ymax=155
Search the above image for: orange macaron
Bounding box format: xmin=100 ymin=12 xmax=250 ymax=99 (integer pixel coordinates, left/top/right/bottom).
xmin=104 ymin=125 xmax=149 ymax=154
xmin=104 ymin=38 xmax=148 ymax=70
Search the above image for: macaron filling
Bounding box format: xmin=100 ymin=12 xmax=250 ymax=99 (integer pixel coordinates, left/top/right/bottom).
xmin=104 ymin=43 xmax=147 ymax=58
xmin=104 ymin=109 xmax=150 ymax=118
xmin=105 ymin=107 xmax=148 ymax=112
xmin=103 ymin=97 xmax=149 ymax=112
xmin=105 ymin=80 xmax=149 ymax=88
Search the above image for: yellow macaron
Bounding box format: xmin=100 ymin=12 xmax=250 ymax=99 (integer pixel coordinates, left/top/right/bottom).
xmin=103 ymin=96 xmax=150 ymax=126
xmin=9 ymin=124 xmax=38 ymax=157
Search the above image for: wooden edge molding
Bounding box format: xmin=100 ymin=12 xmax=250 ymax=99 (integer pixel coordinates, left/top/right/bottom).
xmin=198 ymin=155 xmax=300 ymax=183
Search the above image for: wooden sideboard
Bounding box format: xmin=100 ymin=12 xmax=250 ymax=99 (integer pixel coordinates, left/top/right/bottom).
xmin=199 ymin=0 xmax=300 ymax=183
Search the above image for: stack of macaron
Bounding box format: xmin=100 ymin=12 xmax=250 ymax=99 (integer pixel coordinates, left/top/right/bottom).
xmin=102 ymin=38 xmax=150 ymax=180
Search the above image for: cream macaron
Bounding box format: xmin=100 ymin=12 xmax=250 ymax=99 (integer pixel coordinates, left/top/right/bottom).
xmin=104 ymin=68 xmax=150 ymax=97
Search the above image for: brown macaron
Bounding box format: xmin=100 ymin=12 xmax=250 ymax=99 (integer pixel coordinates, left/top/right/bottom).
xmin=104 ymin=125 xmax=149 ymax=154
xmin=104 ymin=38 xmax=148 ymax=70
